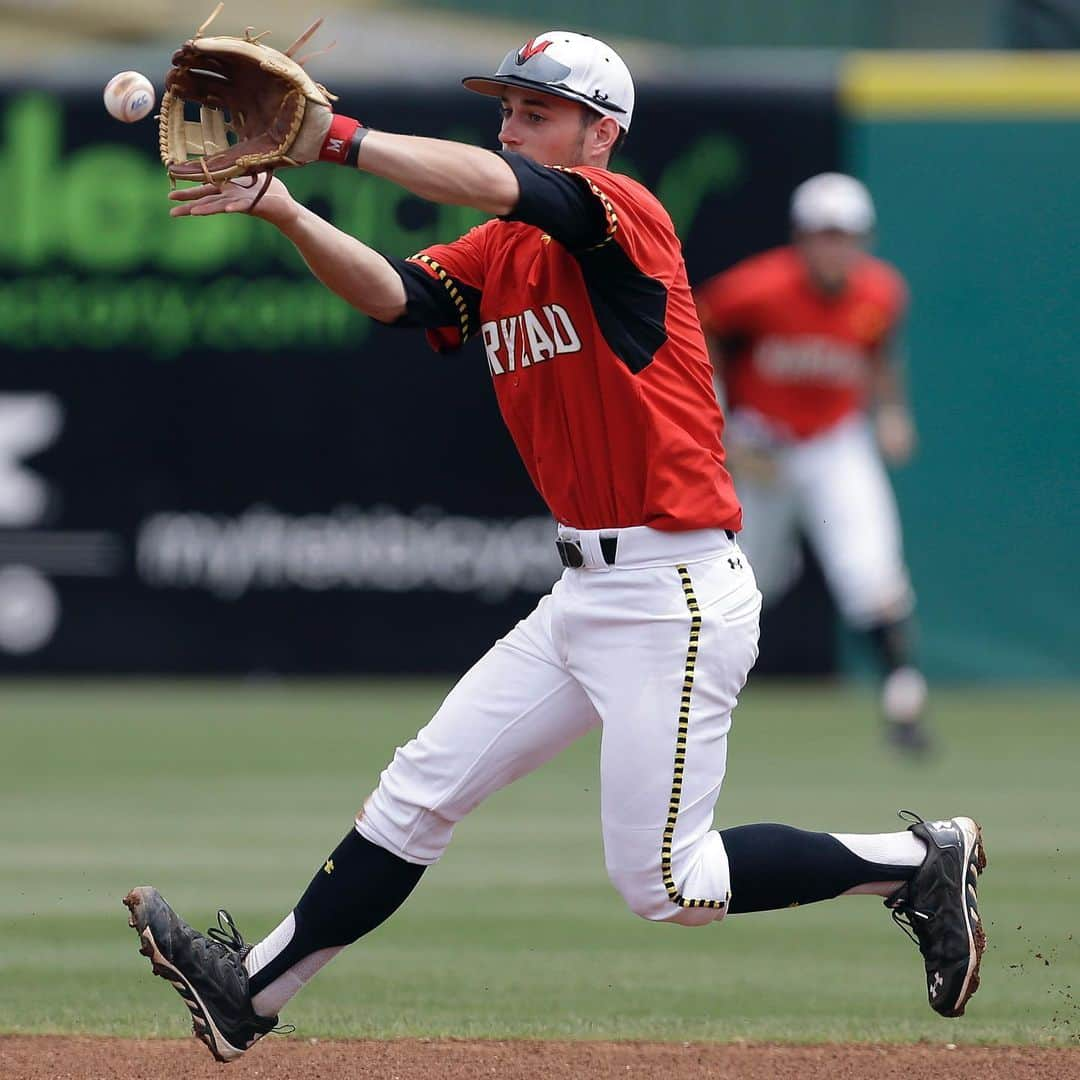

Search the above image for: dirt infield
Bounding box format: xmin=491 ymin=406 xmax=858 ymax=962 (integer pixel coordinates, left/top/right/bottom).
xmin=3 ymin=1037 xmax=1079 ymax=1080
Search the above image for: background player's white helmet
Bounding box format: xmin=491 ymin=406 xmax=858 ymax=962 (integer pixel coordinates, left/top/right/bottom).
xmin=790 ymin=173 xmax=876 ymax=235
xmin=463 ymin=31 xmax=635 ymax=132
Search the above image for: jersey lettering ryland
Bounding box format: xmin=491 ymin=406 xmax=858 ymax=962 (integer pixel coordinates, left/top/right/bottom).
xmin=481 ymin=304 xmax=583 ymax=374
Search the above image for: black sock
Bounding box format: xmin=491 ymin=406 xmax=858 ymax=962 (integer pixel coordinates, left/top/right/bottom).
xmin=865 ymin=617 xmax=915 ymax=675
xmin=721 ymin=824 xmax=916 ymax=915
xmin=247 ymin=829 xmax=425 ymax=997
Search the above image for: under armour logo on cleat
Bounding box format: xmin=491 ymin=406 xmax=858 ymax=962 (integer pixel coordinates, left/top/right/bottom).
xmin=323 ymin=859 xmax=334 ymax=875
xmin=929 ymin=971 xmax=944 ymax=996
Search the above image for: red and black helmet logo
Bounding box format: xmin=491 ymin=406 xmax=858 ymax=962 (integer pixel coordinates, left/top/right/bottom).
xmin=515 ymin=38 xmax=552 ymax=65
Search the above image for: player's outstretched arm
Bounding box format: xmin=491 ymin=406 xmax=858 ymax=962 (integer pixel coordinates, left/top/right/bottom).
xmin=352 ymin=131 xmax=520 ymax=216
xmin=165 ymin=127 xmax=523 ymax=323
xmin=168 ymin=176 xmax=407 ymax=322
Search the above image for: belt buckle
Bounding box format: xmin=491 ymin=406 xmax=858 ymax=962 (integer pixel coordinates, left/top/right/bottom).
xmin=556 ymin=538 xmax=584 ymax=568
xmin=556 ymin=535 xmax=618 ymax=567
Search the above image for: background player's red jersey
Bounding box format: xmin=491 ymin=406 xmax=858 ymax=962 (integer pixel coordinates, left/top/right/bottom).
xmin=695 ymin=246 xmax=907 ymax=441
xmin=409 ymin=165 xmax=742 ymax=533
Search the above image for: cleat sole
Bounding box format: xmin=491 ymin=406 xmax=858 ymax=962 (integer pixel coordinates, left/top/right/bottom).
xmin=943 ymin=817 xmax=987 ymax=1018
xmin=123 ymin=887 xmax=249 ymax=1064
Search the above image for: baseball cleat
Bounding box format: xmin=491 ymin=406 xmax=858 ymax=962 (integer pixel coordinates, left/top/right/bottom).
xmin=123 ymin=886 xmax=278 ymax=1062
xmin=885 ymin=813 xmax=988 ymax=1017
xmin=882 ymin=667 xmax=932 ymax=756
xmin=885 ymin=716 xmax=933 ymax=756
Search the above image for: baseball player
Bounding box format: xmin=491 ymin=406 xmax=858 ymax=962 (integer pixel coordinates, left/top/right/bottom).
xmin=123 ymin=34 xmax=985 ymax=1062
xmin=695 ymin=174 xmax=931 ymax=753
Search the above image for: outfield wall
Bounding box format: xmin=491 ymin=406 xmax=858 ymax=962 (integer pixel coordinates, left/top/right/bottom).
xmin=841 ymin=54 xmax=1080 ymax=680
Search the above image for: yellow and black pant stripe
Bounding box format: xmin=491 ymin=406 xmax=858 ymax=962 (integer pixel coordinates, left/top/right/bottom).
xmin=660 ymin=565 xmax=727 ymax=911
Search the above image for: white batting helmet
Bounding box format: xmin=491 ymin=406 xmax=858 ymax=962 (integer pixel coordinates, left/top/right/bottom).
xmin=463 ymin=31 xmax=635 ymax=132
xmin=790 ymin=173 xmax=876 ymax=235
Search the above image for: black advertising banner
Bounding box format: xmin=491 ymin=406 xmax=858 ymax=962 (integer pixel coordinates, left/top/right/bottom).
xmin=0 ymin=82 xmax=838 ymax=673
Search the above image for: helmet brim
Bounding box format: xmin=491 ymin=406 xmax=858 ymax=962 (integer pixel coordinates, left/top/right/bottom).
xmin=462 ymin=74 xmax=629 ymax=128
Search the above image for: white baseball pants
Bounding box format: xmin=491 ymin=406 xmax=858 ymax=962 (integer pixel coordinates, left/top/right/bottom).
xmin=357 ymin=525 xmax=761 ymax=926
xmin=733 ymin=414 xmax=913 ymax=627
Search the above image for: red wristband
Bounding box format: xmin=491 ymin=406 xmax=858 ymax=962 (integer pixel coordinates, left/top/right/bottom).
xmin=319 ymin=114 xmax=363 ymax=164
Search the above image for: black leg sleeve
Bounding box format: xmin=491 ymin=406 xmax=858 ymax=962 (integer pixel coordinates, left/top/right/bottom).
xmin=865 ymin=617 xmax=915 ymax=675
xmin=247 ymin=829 xmax=425 ymax=996
xmin=722 ymin=824 xmax=916 ymax=915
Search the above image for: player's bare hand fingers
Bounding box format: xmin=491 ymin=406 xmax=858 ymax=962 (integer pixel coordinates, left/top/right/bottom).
xmin=189 ymin=200 xmax=233 ymax=216
xmin=168 ymin=184 xmax=221 ymax=201
xmin=169 ymin=203 xmax=216 ymax=217
xmin=169 ymin=193 xmax=236 ymax=216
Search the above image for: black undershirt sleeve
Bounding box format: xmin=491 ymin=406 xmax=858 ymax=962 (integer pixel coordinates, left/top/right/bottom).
xmin=498 ymin=151 xmax=609 ymax=250
xmin=380 ymin=254 xmax=481 ymax=341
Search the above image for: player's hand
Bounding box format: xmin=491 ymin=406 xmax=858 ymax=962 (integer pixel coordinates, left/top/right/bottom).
xmin=876 ymin=403 xmax=917 ymax=465
xmin=726 ymin=441 xmax=779 ymax=485
xmin=168 ymin=174 xmax=296 ymax=225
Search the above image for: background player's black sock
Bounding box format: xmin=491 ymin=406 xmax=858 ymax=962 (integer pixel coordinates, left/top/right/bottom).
xmin=246 ymin=828 xmax=425 ymax=1002
xmin=721 ymin=824 xmax=918 ymax=914
xmin=864 ymin=616 xmax=914 ymax=675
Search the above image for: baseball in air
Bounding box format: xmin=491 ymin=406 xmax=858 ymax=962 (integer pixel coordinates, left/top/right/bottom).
xmin=103 ymin=71 xmax=156 ymax=123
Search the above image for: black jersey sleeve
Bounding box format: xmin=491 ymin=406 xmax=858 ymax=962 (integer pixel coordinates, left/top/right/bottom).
xmin=498 ymin=152 xmax=609 ymax=250
xmin=379 ymin=254 xmax=481 ymax=337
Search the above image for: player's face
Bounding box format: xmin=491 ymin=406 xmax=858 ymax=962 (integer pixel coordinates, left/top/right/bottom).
xmin=497 ymin=89 xmax=591 ymax=167
xmin=796 ymin=229 xmax=865 ymax=293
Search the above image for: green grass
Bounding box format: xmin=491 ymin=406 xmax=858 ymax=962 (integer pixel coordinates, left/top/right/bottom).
xmin=1 ymin=680 xmax=1077 ymax=1044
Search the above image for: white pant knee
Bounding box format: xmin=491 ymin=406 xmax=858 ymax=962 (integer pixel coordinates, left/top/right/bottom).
xmin=833 ymin=568 xmax=914 ymax=628
xmin=355 ymin=742 xmax=458 ymax=865
xmin=606 ymin=831 xmax=730 ymax=928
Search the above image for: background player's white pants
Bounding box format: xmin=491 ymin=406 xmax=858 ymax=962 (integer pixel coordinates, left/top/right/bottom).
xmin=733 ymin=414 xmax=913 ymax=628
xmin=357 ymin=527 xmax=761 ymax=927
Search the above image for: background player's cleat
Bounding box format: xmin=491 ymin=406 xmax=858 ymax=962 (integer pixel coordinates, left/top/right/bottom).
xmin=882 ymin=666 xmax=932 ymax=756
xmin=885 ymin=813 xmax=987 ymax=1018
xmin=123 ymin=886 xmax=278 ymax=1062
xmin=885 ymin=715 xmax=933 ymax=756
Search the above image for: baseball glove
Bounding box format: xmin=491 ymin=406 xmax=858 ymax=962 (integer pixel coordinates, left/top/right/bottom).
xmin=159 ymin=3 xmax=337 ymax=205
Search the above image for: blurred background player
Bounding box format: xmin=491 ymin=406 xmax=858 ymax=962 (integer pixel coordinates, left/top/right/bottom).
xmin=695 ymin=173 xmax=930 ymax=753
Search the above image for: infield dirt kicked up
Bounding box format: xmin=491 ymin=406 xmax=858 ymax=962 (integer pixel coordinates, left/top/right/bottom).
xmin=3 ymin=1037 xmax=1080 ymax=1080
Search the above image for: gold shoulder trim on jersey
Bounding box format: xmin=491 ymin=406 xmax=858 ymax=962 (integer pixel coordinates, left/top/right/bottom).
xmin=553 ymin=165 xmax=618 ymax=251
xmin=659 ymin=565 xmax=727 ymax=913
xmin=412 ymin=254 xmax=472 ymax=343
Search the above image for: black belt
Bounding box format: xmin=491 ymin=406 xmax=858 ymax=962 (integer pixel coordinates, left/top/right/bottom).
xmin=556 ymin=530 xmax=736 ymax=569
xmin=556 ymin=535 xmax=618 ymax=568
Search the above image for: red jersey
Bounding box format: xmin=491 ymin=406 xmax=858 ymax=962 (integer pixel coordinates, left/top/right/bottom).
xmin=695 ymin=246 xmax=907 ymax=441
xmin=404 ymin=158 xmax=742 ymax=533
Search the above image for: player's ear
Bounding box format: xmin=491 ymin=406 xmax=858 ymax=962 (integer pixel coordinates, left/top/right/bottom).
xmin=592 ymin=116 xmax=620 ymax=158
